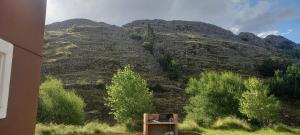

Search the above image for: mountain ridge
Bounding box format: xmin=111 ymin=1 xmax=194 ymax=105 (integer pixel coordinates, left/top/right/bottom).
xmin=43 ymin=18 xmax=300 ymax=85
xmin=46 ymin=18 xmax=298 ymax=45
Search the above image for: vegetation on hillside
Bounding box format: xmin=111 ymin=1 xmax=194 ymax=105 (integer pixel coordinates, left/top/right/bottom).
xmin=271 ymin=64 xmax=300 ymax=99
xmin=256 ymin=58 xmax=290 ymax=77
xmin=159 ymin=53 xmax=180 ymax=80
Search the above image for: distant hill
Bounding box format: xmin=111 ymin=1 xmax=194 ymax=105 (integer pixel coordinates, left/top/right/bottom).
xmin=43 ymin=19 xmax=300 ymax=122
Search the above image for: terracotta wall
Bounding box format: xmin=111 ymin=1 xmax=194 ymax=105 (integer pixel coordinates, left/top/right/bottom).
xmin=0 ymin=0 xmax=46 ymax=135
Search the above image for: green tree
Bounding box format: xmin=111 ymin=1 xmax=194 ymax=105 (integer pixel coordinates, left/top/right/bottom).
xmin=240 ymin=78 xmax=280 ymax=126
xmin=270 ymin=64 xmax=300 ymax=99
xmin=106 ymin=65 xmax=153 ymax=130
xmin=38 ymin=77 xmax=85 ymax=125
xmin=185 ymin=71 xmax=245 ymax=126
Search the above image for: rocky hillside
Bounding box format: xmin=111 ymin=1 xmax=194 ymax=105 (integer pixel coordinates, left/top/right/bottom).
xmin=42 ymin=19 xmax=300 ymax=122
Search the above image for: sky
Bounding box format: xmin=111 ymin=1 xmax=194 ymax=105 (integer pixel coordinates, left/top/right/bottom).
xmin=46 ymin=0 xmax=300 ymax=43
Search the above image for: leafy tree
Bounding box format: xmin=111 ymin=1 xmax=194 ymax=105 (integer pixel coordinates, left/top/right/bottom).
xmin=184 ymin=71 xmax=245 ymax=126
xmin=106 ymin=65 xmax=153 ymax=130
xmin=38 ymin=77 xmax=85 ymax=125
xmin=270 ymin=64 xmax=300 ymax=99
xmin=240 ymin=78 xmax=280 ymax=126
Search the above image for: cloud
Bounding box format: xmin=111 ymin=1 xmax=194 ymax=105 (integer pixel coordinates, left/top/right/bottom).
xmin=46 ymin=0 xmax=300 ymax=35
xmin=257 ymin=29 xmax=294 ymax=38
xmin=232 ymin=0 xmax=299 ymax=33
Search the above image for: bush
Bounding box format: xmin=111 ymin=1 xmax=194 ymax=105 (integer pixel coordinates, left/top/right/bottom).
xmin=240 ymin=78 xmax=280 ymax=126
xmin=211 ymin=116 xmax=251 ymax=130
xmin=270 ymin=64 xmax=300 ymax=99
xmin=106 ymin=65 xmax=153 ymax=131
xmin=37 ymin=77 xmax=86 ymax=125
xmin=159 ymin=53 xmax=180 ymax=80
xmin=184 ymin=71 xmax=245 ymax=126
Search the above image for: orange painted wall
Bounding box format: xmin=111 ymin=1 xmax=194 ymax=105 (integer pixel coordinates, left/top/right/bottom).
xmin=0 ymin=0 xmax=46 ymax=134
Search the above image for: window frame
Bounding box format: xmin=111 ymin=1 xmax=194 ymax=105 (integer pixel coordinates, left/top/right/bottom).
xmin=0 ymin=39 xmax=14 ymax=119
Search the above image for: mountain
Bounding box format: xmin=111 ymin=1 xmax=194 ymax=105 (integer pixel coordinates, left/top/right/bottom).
xmin=43 ymin=19 xmax=300 ymax=122
xmin=43 ymin=19 xmax=298 ymax=83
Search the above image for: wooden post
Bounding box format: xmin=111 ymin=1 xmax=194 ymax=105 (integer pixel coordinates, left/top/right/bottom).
xmin=143 ymin=113 xmax=149 ymax=135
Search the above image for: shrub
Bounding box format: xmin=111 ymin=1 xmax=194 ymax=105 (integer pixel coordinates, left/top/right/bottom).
xmin=129 ymin=32 xmax=142 ymax=41
xmin=270 ymin=64 xmax=300 ymax=99
xmin=95 ymin=79 xmax=105 ymax=89
xmin=211 ymin=116 xmax=251 ymax=130
xmin=37 ymin=77 xmax=86 ymax=125
xmin=159 ymin=53 xmax=180 ymax=80
xmin=240 ymin=78 xmax=280 ymax=126
xmin=106 ymin=65 xmax=153 ymax=131
xmin=184 ymin=71 xmax=245 ymax=126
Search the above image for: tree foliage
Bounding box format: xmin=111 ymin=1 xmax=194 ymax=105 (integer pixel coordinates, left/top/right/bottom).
xmin=256 ymin=58 xmax=290 ymax=77
xmin=270 ymin=64 xmax=300 ymax=99
xmin=240 ymin=78 xmax=280 ymax=125
xmin=37 ymin=77 xmax=86 ymax=125
xmin=106 ymin=65 xmax=153 ymax=130
xmin=184 ymin=71 xmax=245 ymax=125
